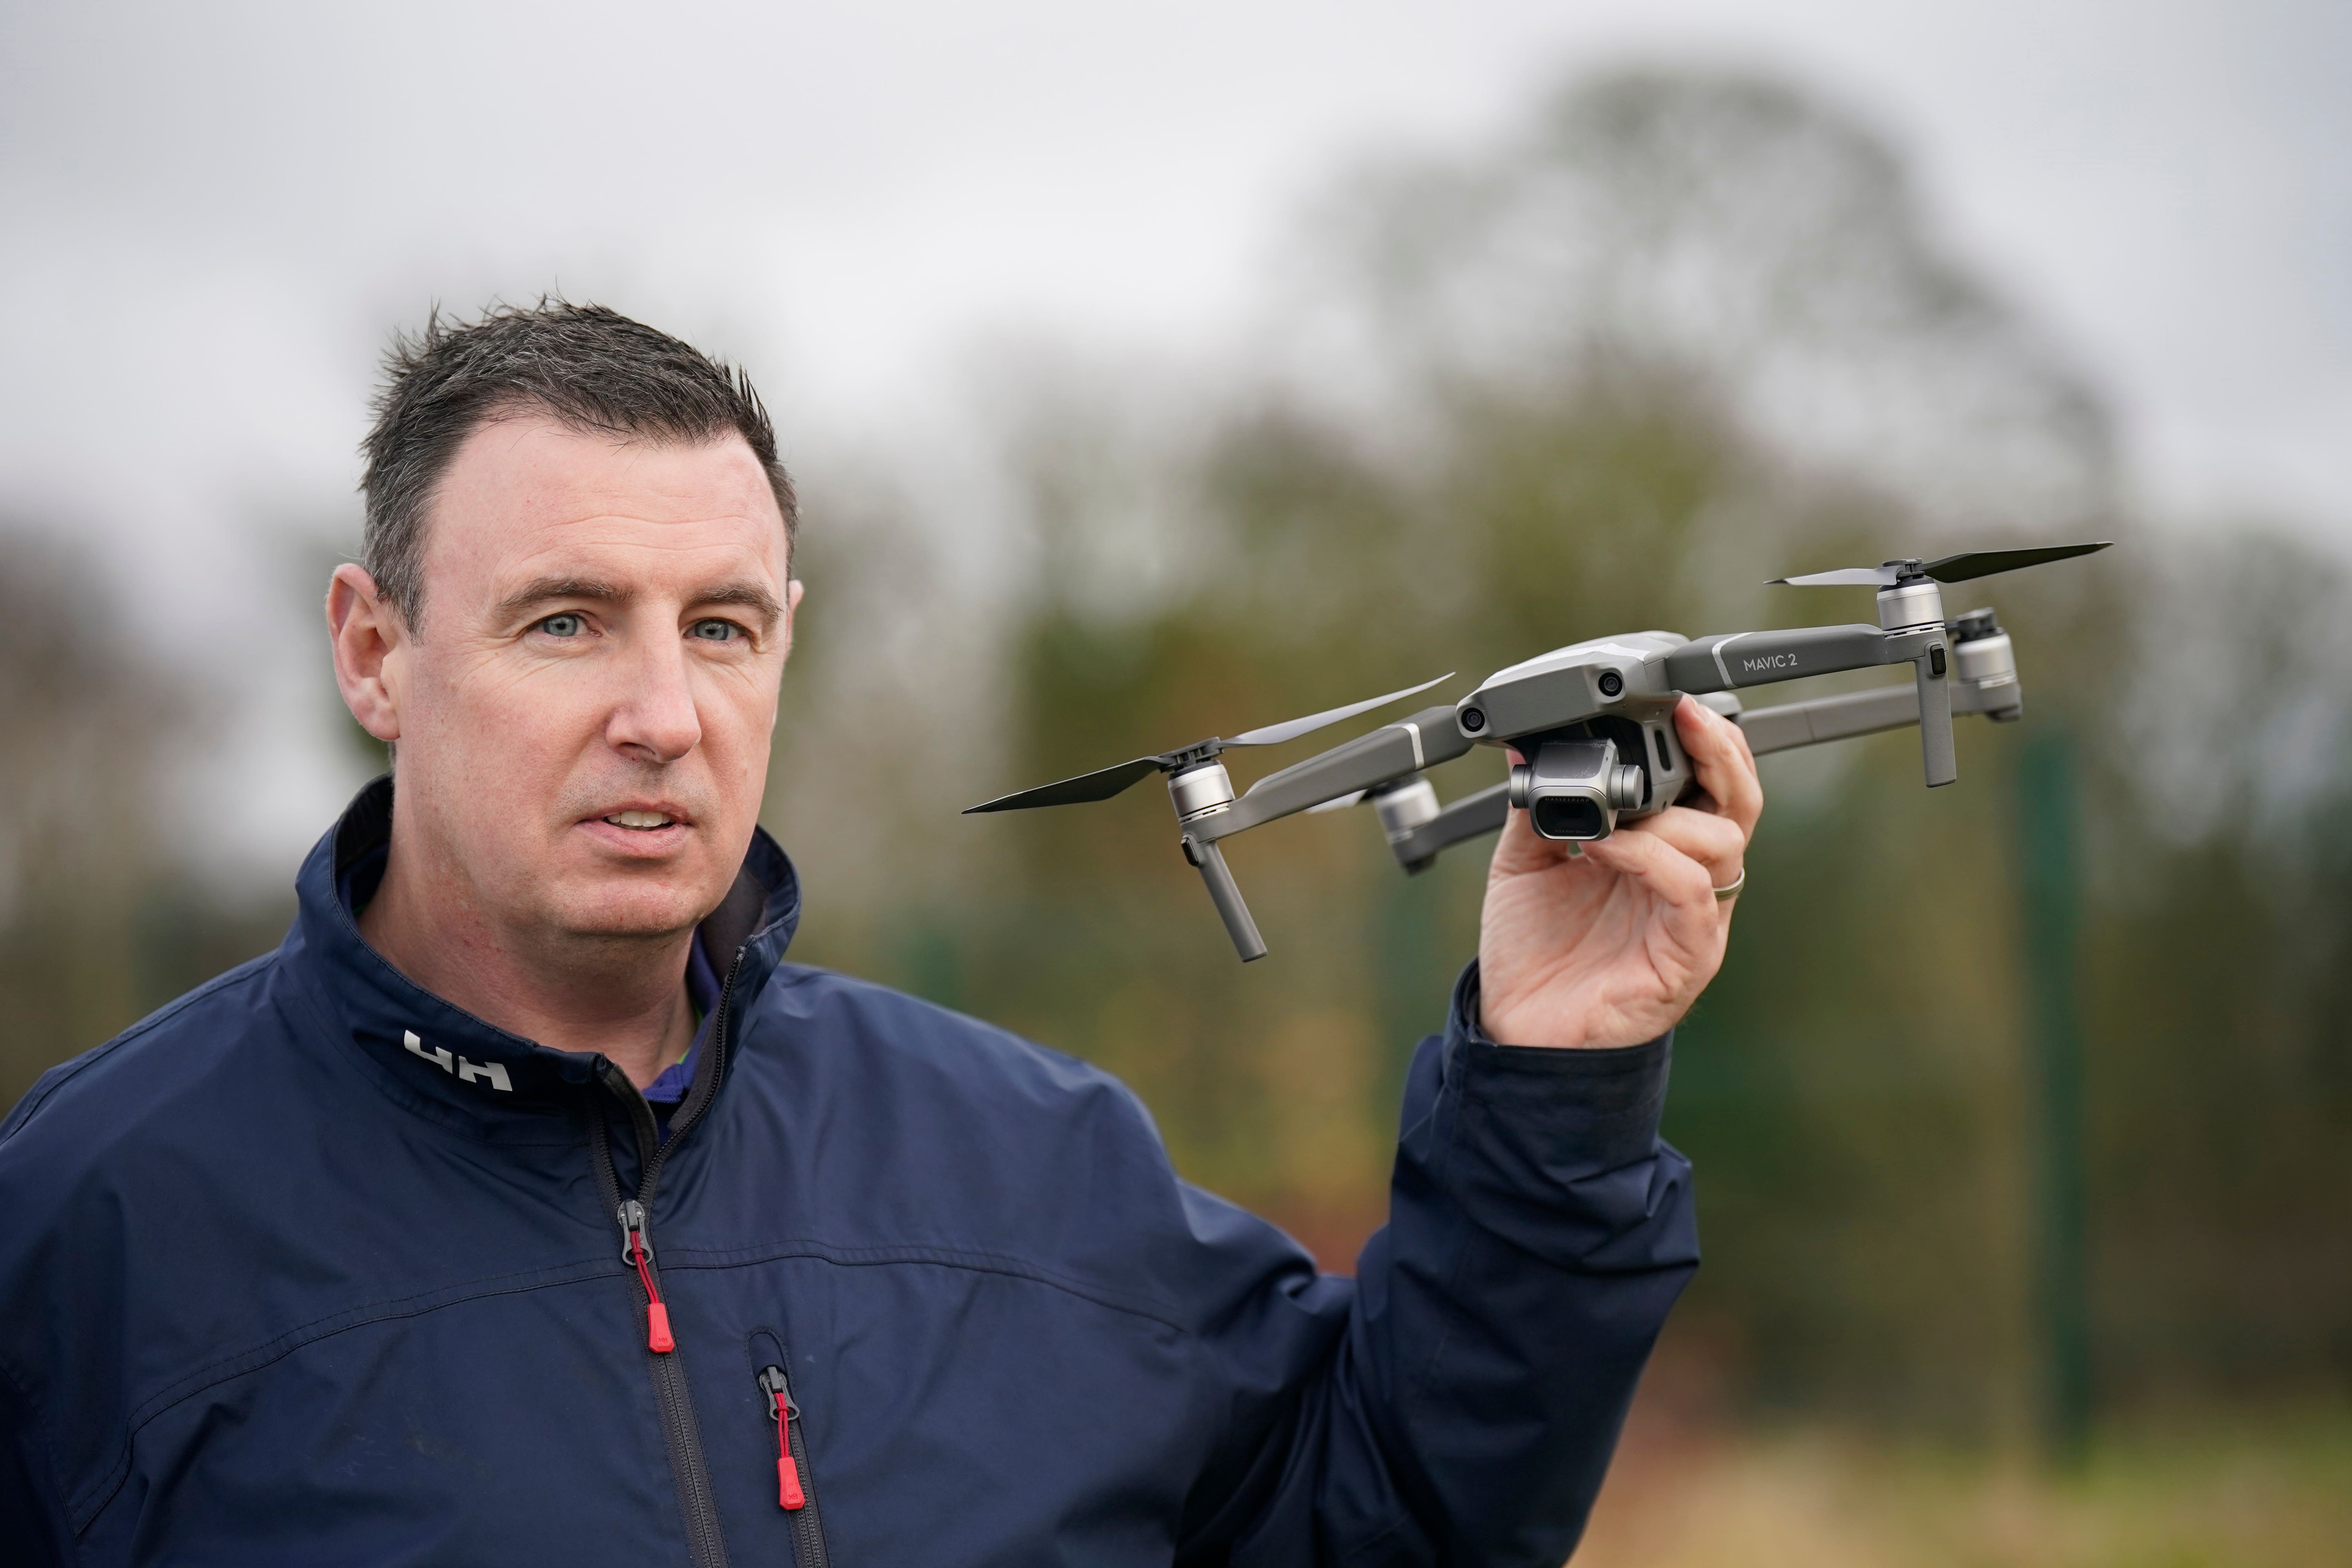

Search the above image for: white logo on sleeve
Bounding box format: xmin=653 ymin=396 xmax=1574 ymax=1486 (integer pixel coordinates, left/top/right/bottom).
xmin=404 ymin=1030 xmax=514 ymax=1093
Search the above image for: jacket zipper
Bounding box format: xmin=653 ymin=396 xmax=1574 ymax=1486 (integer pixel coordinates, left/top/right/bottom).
xmin=587 ymin=944 xmax=752 ymax=1568
xmin=618 ymin=1199 xmax=675 ymax=1352
xmin=758 ymin=1364 xmax=832 ymax=1566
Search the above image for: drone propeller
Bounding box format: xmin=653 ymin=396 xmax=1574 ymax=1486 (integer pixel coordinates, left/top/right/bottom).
xmin=1771 ymin=541 xmax=2111 ymax=588
xmin=966 ymin=756 xmax=1166 ymax=813
xmin=964 ymin=674 xmax=1452 ymax=815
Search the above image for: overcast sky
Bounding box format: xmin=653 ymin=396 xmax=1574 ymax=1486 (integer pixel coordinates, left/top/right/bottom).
xmin=3 ymin=0 xmax=2345 ymax=882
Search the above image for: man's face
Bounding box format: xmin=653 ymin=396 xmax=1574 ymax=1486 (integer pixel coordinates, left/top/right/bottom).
xmin=359 ymin=414 xmax=797 ymax=949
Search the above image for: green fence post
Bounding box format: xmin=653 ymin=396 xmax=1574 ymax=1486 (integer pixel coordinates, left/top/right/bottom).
xmin=2018 ymin=730 xmax=2092 ymax=1463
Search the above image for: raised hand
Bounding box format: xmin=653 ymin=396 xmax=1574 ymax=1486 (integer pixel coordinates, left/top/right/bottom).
xmin=1477 ymin=696 xmax=1762 ymax=1049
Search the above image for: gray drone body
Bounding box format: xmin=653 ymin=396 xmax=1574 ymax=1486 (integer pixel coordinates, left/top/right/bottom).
xmin=967 ymin=543 xmax=2097 ymax=961
xmin=1371 ymin=599 xmax=2027 ymax=875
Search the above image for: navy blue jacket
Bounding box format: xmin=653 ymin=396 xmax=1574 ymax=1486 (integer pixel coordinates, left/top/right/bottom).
xmin=0 ymin=780 xmax=1697 ymax=1565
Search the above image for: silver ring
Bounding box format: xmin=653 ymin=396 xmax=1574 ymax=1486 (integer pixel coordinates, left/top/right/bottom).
xmin=1712 ymin=867 xmax=1746 ymax=901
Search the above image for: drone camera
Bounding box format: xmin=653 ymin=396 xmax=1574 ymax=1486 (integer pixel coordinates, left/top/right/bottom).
xmin=1507 ymin=739 xmax=1646 ymax=842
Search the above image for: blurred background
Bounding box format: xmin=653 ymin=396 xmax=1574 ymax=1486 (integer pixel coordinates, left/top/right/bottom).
xmin=4 ymin=2 xmax=2347 ymax=1561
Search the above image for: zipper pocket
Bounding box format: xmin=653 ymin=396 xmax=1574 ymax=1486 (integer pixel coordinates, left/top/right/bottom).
xmin=757 ymin=1363 xmax=832 ymax=1566
xmin=756 ymin=1365 xmax=805 ymax=1509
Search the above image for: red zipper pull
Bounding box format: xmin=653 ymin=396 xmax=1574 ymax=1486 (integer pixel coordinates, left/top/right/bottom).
xmin=617 ymin=1200 xmax=675 ymax=1354
xmin=758 ymin=1366 xmax=806 ymax=1510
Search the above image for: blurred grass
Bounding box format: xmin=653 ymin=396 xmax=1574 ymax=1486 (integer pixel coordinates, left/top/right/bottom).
xmin=1583 ymin=1400 xmax=2352 ymax=1568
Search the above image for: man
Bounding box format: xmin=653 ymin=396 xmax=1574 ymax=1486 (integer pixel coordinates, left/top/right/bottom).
xmin=0 ymin=303 xmax=1758 ymax=1564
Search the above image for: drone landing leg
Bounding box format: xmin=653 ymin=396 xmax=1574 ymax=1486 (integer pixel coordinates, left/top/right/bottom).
xmin=1183 ymin=836 xmax=1268 ymax=962
xmin=1916 ymin=653 xmax=1957 ymax=787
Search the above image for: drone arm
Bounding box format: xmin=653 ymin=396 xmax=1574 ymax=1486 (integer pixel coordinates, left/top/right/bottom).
xmin=1200 ymin=704 xmax=1474 ymax=842
xmin=1664 ymin=621 xmax=1955 ymax=788
xmin=1660 ymin=624 xmax=1898 ymax=693
xmin=1383 ymin=781 xmax=1511 ymax=873
xmin=1736 ymin=677 xmax=2015 ymax=753
xmin=1738 ymin=683 xmax=1927 ymax=754
xmin=1735 ymin=666 xmax=2020 ymax=758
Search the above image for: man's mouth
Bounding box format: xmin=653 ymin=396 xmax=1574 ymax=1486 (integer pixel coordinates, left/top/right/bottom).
xmin=603 ymin=810 xmax=679 ymax=830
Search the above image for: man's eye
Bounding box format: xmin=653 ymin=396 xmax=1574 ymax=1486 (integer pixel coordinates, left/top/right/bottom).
xmin=690 ymin=619 xmax=741 ymax=642
xmin=537 ymin=613 xmax=586 ymax=638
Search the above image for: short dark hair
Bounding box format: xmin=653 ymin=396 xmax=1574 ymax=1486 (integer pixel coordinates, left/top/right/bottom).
xmin=359 ymin=300 xmax=797 ymax=630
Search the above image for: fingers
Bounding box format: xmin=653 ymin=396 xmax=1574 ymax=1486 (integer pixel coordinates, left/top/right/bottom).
xmin=1489 ymin=795 xmax=1595 ymax=878
xmin=1675 ymin=696 xmax=1763 ymax=840
xmin=1576 ymin=812 xmax=1712 ymax=901
xmin=1627 ymin=803 xmax=1746 ymax=882
xmin=1574 ymin=818 xmax=1727 ymax=949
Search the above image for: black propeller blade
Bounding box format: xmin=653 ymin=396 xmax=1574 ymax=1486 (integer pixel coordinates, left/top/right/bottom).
xmin=962 ymin=674 xmax=1451 ymax=815
xmin=1772 ymin=541 xmax=2111 ymax=588
xmin=964 ymin=756 xmax=1167 ymax=814
xmin=1919 ymin=542 xmax=2113 ymax=582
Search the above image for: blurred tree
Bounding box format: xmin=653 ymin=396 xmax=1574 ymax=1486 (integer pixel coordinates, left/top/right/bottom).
xmin=0 ymin=530 xmax=274 ymax=1107
xmin=840 ymin=66 xmax=2350 ymax=1436
xmin=1284 ymin=69 xmax=2116 ymax=539
xmin=2077 ymin=530 xmax=2352 ymax=1408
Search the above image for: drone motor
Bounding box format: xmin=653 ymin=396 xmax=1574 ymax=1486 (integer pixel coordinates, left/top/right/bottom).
xmin=1167 ymin=760 xmax=1237 ymax=823
xmin=1368 ymin=777 xmax=1442 ymax=846
xmin=1949 ymin=608 xmax=2019 ymax=701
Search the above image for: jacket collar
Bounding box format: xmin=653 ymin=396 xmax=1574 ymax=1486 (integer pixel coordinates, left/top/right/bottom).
xmin=290 ymin=776 xmax=801 ymax=1130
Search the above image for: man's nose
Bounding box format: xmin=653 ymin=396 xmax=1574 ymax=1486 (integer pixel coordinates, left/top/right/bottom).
xmin=606 ymin=633 xmax=703 ymax=765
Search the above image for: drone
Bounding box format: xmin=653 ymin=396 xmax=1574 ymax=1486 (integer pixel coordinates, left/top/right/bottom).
xmin=967 ymin=542 xmax=2111 ymax=961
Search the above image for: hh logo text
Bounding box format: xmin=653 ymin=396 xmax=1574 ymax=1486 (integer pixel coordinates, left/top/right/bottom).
xmin=404 ymin=1031 xmax=513 ymax=1092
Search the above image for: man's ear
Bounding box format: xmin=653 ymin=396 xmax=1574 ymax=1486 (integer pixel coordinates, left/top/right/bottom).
xmin=328 ymin=564 xmax=406 ymax=743
xmin=780 ymin=578 xmax=806 ymax=658
xmin=769 ymin=580 xmax=806 ymax=735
